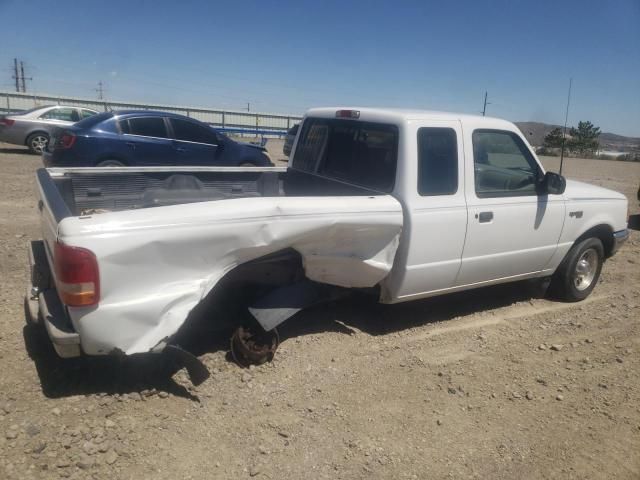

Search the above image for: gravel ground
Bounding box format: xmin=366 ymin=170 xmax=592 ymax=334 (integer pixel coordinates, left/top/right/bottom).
xmin=0 ymin=144 xmax=639 ymax=479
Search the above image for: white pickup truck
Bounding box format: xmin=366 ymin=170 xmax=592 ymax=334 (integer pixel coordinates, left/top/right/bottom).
xmin=27 ymin=108 xmax=629 ymax=375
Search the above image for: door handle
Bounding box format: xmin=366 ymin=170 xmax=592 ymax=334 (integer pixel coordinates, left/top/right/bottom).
xmin=175 ymin=147 xmax=187 ymax=153
xmin=477 ymin=211 xmax=493 ymax=223
xmin=125 ymin=142 xmax=137 ymax=150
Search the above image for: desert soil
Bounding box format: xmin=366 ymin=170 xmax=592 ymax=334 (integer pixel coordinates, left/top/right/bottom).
xmin=0 ymin=144 xmax=639 ymax=479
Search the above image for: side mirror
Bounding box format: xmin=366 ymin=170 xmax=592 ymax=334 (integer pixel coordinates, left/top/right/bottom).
xmin=542 ymin=171 xmax=566 ymax=195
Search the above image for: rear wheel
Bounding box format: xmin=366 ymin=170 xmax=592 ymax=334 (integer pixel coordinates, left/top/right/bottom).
xmin=26 ymin=133 xmax=49 ymax=154
xmin=549 ymin=237 xmax=604 ymax=302
xmin=96 ymin=159 xmax=125 ymax=167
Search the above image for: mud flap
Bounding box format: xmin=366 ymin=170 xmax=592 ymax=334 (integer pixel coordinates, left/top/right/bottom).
xmin=248 ymin=280 xmax=349 ymax=331
xmin=164 ymin=344 xmax=210 ymax=386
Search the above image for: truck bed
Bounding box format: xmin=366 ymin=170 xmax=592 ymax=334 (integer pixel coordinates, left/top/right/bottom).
xmin=40 ymin=166 xmax=381 ymax=218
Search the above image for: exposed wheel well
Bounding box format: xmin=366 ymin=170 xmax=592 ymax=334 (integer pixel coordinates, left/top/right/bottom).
xmin=575 ymin=224 xmax=614 ymax=258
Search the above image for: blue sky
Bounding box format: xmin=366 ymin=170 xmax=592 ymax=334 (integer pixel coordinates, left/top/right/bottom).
xmin=1 ymin=0 xmax=639 ymax=136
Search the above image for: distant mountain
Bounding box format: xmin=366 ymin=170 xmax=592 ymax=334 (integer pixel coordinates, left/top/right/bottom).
xmin=515 ymin=121 xmax=640 ymax=152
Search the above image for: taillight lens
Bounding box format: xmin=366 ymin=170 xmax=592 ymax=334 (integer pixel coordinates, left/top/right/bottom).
xmin=54 ymin=242 xmax=100 ymax=306
xmin=0 ymin=118 xmax=15 ymax=126
xmin=55 ymin=132 xmax=76 ymax=150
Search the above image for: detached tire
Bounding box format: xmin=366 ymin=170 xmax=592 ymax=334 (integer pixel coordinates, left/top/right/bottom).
xmin=550 ymin=237 xmax=604 ymax=302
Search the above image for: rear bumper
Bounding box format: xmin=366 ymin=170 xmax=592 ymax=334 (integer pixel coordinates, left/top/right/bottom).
xmin=611 ymin=229 xmax=629 ymax=256
xmin=26 ymin=240 xmax=81 ymax=358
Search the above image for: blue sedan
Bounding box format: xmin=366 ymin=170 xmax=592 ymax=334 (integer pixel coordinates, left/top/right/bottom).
xmin=43 ymin=110 xmax=273 ymax=167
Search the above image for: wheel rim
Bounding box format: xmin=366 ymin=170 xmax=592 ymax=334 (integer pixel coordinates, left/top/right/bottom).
xmin=573 ymin=248 xmax=598 ymax=291
xmin=30 ymin=135 xmax=48 ymax=153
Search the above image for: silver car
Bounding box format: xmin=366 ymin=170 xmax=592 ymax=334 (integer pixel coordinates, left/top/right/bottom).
xmin=0 ymin=105 xmax=99 ymax=154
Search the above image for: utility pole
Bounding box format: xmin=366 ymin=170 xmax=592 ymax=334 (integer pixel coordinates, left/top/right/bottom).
xmin=20 ymin=61 xmax=27 ymax=93
xmin=13 ymin=58 xmax=20 ymax=92
xmin=95 ymin=81 xmax=104 ymax=100
xmin=482 ymin=91 xmax=490 ymax=116
xmin=246 ymin=102 xmax=250 ymax=112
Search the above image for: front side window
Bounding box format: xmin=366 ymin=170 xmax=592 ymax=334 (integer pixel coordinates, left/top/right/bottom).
xmin=124 ymin=117 xmax=168 ymax=138
xmin=417 ymin=127 xmax=458 ymax=195
xmin=473 ymin=130 xmax=541 ymax=197
xmin=170 ymin=118 xmax=218 ymax=144
xmin=292 ymin=118 xmax=398 ymax=192
xmin=40 ymin=108 xmax=79 ymax=122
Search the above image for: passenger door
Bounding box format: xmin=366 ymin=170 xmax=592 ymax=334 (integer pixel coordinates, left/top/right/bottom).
xmin=384 ymin=121 xmax=468 ymax=301
xmin=168 ymin=118 xmax=219 ymax=165
xmin=456 ymin=127 xmax=565 ymax=285
xmin=119 ymin=117 xmax=172 ymax=165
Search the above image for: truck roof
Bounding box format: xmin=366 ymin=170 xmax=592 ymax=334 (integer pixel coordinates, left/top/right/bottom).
xmin=306 ymin=107 xmax=515 ymax=129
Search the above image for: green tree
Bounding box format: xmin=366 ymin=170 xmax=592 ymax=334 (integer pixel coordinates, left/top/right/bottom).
xmin=567 ymin=121 xmax=601 ymax=155
xmin=543 ymin=127 xmax=564 ymax=148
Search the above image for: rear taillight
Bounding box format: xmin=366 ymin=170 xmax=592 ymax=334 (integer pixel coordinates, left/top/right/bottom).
xmin=55 ymin=132 xmax=76 ymax=150
xmin=0 ymin=118 xmax=15 ymax=126
xmin=53 ymin=132 xmax=76 ymax=150
xmin=54 ymin=242 xmax=100 ymax=306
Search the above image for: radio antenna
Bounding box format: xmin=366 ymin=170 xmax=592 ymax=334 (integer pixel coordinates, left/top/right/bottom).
xmin=559 ymin=77 xmax=572 ymax=175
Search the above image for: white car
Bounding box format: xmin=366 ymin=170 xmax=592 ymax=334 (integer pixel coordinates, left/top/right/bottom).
xmin=26 ymin=107 xmax=629 ymax=379
xmin=0 ymin=105 xmax=98 ymax=153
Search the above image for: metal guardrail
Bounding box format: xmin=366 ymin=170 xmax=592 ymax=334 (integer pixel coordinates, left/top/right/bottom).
xmin=0 ymin=91 xmax=303 ymax=137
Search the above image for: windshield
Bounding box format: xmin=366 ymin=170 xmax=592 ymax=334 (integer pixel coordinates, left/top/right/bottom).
xmin=292 ymin=118 xmax=398 ymax=192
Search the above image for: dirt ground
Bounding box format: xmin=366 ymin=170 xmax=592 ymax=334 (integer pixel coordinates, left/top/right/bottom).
xmin=0 ymin=143 xmax=639 ymax=479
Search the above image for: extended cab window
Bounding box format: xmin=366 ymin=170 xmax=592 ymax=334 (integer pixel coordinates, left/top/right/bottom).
xmin=292 ymin=118 xmax=398 ymax=192
xmin=473 ymin=130 xmax=541 ymax=197
xmin=417 ymin=127 xmax=458 ymax=195
xmin=170 ymin=118 xmax=218 ymax=144
xmin=123 ymin=117 xmax=168 ymax=138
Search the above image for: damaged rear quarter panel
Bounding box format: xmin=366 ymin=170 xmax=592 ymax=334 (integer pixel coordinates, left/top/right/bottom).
xmin=59 ymin=195 xmax=403 ymax=355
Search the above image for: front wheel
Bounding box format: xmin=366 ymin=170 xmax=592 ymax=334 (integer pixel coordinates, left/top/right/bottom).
xmin=26 ymin=133 xmax=49 ymax=154
xmin=549 ymin=238 xmax=604 ymax=302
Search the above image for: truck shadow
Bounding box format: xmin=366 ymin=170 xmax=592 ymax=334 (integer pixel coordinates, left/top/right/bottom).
xmin=24 ymin=279 xmax=545 ymax=400
xmin=278 ymin=279 xmax=547 ymax=341
xmin=179 ymin=278 xmax=547 ymax=359
xmin=22 ymin=322 xmax=203 ymax=401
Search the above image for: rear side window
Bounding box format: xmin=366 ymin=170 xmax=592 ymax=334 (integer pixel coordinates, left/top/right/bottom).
xmin=292 ymin=118 xmax=398 ymax=192
xmin=124 ymin=117 xmax=168 ymax=138
xmin=81 ymin=109 xmax=97 ymax=119
xmin=40 ymin=108 xmax=79 ymax=122
xmin=170 ymin=118 xmax=218 ymax=144
xmin=417 ymin=127 xmax=458 ymax=195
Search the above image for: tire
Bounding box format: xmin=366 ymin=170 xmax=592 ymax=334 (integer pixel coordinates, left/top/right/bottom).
xmin=26 ymin=133 xmax=49 ymax=155
xmin=549 ymin=237 xmax=604 ymax=302
xmin=96 ymin=159 xmax=125 ymax=167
